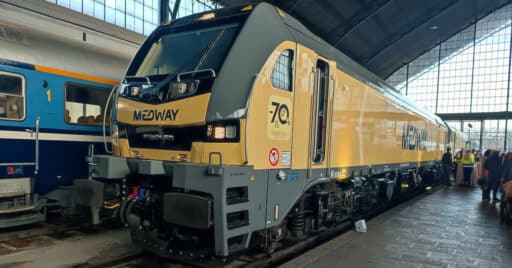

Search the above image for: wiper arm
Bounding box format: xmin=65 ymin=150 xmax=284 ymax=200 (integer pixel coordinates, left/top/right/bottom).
xmin=145 ymin=29 xmax=226 ymax=99
xmin=144 ymin=73 xmax=178 ymax=101
xmin=193 ymin=29 xmax=225 ymax=71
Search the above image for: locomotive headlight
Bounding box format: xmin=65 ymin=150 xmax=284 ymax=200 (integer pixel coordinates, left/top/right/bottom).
xmin=130 ymin=86 xmax=141 ymax=97
xmin=206 ymin=124 xmax=238 ymax=140
xmin=214 ymin=126 xmax=225 ymax=139
xmin=167 ymin=82 xmax=197 ymax=100
xmin=170 ymin=82 xmax=188 ymax=94
xmin=225 ymin=125 xmax=237 ymax=139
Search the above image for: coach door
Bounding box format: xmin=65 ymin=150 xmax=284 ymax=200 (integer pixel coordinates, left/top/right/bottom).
xmin=0 ymin=70 xmax=36 ymax=196
xmin=308 ymin=59 xmax=330 ymax=180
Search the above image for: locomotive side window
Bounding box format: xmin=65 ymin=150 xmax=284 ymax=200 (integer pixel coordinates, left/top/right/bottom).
xmin=271 ymin=50 xmax=294 ymax=91
xmin=65 ymin=83 xmax=110 ymax=126
xmin=0 ymin=71 xmax=25 ymax=121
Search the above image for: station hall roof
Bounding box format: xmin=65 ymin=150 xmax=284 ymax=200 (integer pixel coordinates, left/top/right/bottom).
xmin=213 ymin=0 xmax=512 ymax=79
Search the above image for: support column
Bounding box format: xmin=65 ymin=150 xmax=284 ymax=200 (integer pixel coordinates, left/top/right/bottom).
xmin=171 ymin=0 xmax=182 ymax=20
xmin=160 ymin=0 xmax=170 ymax=23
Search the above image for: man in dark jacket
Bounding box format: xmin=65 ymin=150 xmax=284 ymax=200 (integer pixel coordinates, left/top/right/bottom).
xmin=484 ymin=150 xmax=502 ymax=201
xmin=441 ymin=147 xmax=453 ymax=186
xmin=502 ymin=152 xmax=512 ymax=183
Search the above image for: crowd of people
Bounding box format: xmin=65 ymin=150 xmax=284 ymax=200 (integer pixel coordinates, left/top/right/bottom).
xmin=441 ymin=147 xmax=512 ymax=203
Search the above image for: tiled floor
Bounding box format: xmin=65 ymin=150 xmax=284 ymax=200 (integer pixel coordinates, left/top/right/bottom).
xmin=282 ymin=187 xmax=512 ymax=268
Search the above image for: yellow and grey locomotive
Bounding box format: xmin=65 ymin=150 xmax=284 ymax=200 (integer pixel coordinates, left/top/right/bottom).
xmin=89 ymin=3 xmax=465 ymax=257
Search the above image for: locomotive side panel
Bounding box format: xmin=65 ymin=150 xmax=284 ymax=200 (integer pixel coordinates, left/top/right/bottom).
xmin=245 ymin=41 xmax=305 ymax=227
xmin=245 ymin=41 xmax=295 ymax=170
xmin=330 ymin=69 xmax=442 ymax=179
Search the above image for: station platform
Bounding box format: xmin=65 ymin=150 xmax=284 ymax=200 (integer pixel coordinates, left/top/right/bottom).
xmin=282 ymin=187 xmax=512 ymax=268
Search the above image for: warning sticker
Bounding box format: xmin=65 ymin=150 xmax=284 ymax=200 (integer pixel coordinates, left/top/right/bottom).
xmin=281 ymin=151 xmax=291 ymax=166
xmin=269 ymin=148 xmax=280 ymax=166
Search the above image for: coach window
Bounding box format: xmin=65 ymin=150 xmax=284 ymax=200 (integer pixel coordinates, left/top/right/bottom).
xmin=0 ymin=71 xmax=25 ymax=121
xmin=271 ymin=49 xmax=294 ymax=91
xmin=65 ymin=83 xmax=110 ymax=126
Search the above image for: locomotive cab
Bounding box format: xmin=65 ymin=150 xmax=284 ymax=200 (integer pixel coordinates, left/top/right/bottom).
xmin=111 ymin=8 xmax=248 ymax=167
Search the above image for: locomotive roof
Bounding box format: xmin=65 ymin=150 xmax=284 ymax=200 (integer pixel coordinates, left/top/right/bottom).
xmin=155 ymin=3 xmax=445 ymax=127
xmin=204 ymin=3 xmax=445 ymax=126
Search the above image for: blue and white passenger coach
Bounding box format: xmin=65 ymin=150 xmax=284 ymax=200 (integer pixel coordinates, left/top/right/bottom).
xmin=0 ymin=8 xmax=138 ymax=227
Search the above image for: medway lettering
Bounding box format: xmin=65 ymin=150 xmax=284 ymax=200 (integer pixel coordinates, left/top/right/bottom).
xmin=401 ymin=124 xmax=428 ymax=151
xmin=133 ymin=109 xmax=179 ymax=121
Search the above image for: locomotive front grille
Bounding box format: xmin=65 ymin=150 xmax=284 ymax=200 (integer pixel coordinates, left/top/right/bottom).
xmin=121 ymin=124 xmax=205 ymax=151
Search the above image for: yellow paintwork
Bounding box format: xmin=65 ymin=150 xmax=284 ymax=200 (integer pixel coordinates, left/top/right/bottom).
xmin=241 ymin=5 xmax=253 ymax=11
xmin=116 ymin=93 xmax=211 ymax=126
xmin=246 ymin=41 xmax=296 ymax=169
xmin=112 ymin=39 xmax=460 ymax=176
xmin=113 ymin=120 xmax=246 ymax=166
xmin=266 ymin=95 xmax=293 ymax=141
xmin=246 ymin=42 xmax=449 ymax=171
xmin=329 ymin=68 xmax=443 ymax=172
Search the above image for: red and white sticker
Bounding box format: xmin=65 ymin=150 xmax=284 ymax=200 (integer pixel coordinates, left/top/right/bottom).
xmin=269 ymin=148 xmax=280 ymax=166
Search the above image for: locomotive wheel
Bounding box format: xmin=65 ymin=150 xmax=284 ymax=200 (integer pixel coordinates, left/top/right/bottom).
xmin=269 ymin=222 xmax=288 ymax=242
xmin=259 ymin=221 xmax=288 ymax=254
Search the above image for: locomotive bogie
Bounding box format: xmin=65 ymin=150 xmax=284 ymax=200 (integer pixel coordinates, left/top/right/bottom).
xmin=93 ymin=154 xmax=269 ymax=256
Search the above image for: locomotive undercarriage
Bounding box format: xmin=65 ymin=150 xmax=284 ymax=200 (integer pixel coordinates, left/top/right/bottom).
xmin=259 ymin=168 xmax=440 ymax=253
xmin=90 ymin=155 xmax=441 ymax=258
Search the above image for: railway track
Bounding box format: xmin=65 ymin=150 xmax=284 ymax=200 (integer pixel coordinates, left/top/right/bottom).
xmin=73 ymin=221 xmax=354 ymax=268
xmin=1 ymin=189 xmax=434 ymax=268
xmin=75 ymin=187 xmax=435 ymax=268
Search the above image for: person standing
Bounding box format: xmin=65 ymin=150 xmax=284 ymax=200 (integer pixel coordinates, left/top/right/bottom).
xmin=501 ymin=152 xmax=512 ymax=182
xmin=480 ymin=150 xmax=491 ymax=200
xmin=484 ymin=150 xmax=502 ymax=201
xmin=475 ymin=150 xmax=481 ymax=162
xmin=461 ymin=150 xmax=475 ymax=186
xmin=453 ymin=151 xmax=462 ymax=179
xmin=501 ymin=152 xmax=512 ymax=216
xmin=441 ymin=147 xmax=453 ymax=186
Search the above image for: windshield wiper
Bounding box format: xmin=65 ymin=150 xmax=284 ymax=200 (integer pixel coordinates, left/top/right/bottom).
xmin=193 ymin=29 xmax=225 ymax=71
xmin=147 ymin=29 xmax=226 ymax=100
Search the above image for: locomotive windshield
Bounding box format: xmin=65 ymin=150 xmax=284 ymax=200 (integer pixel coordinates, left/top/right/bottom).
xmin=131 ymin=24 xmax=240 ymax=77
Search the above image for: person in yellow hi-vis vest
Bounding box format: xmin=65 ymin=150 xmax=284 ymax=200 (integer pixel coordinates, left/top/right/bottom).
xmin=461 ymin=150 xmax=475 ymax=186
